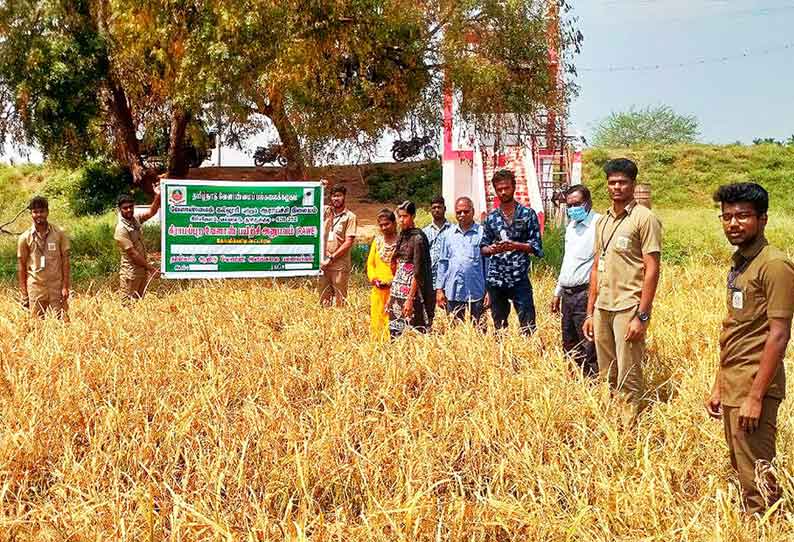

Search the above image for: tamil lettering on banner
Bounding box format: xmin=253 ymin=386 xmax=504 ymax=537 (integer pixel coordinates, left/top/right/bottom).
xmin=161 ymin=180 xmax=323 ymax=278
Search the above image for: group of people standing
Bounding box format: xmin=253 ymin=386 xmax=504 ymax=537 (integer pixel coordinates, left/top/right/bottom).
xmin=320 ymin=158 xmax=793 ymax=516
xmin=320 ymin=169 xmax=544 ymax=338
xmin=14 ymin=158 xmax=792 ymax=516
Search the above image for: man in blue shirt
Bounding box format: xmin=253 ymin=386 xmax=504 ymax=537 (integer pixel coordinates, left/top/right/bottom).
xmin=435 ymin=197 xmax=488 ymax=326
xmin=423 ymin=195 xmax=452 ymax=286
xmin=551 ymin=185 xmax=600 ymax=376
xmin=480 ymin=169 xmax=544 ymax=334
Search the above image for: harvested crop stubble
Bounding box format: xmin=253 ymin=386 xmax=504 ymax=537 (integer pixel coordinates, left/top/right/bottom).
xmin=0 ymin=267 xmax=792 ymax=541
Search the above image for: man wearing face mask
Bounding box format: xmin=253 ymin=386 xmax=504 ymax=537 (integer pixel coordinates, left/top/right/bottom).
xmin=551 ymin=185 xmax=600 ymax=377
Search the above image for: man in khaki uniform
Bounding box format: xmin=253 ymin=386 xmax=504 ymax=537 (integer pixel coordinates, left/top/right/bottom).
xmin=319 ymin=184 xmax=357 ymax=306
xmin=706 ymin=182 xmax=793 ymax=515
xmin=584 ymin=158 xmax=662 ymax=421
xmin=17 ymin=196 xmax=71 ymax=318
xmin=114 ymin=184 xmax=161 ymax=301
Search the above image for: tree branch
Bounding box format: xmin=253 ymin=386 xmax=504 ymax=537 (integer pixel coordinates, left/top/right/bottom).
xmin=0 ymin=206 xmax=29 ymax=236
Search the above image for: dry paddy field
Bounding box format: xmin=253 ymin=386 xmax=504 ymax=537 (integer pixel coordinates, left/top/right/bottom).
xmin=0 ymin=265 xmax=792 ymax=541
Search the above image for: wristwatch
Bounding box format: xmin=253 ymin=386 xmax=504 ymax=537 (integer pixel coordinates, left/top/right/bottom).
xmin=636 ymin=311 xmax=651 ymax=323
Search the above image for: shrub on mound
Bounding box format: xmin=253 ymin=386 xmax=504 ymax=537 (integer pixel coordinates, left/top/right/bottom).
xmin=365 ymin=161 xmax=441 ymax=205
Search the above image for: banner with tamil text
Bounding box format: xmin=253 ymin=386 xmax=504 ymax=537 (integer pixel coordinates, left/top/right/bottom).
xmin=160 ymin=180 xmax=323 ymax=278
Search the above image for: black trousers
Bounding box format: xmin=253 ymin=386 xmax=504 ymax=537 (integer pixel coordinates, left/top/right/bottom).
xmin=488 ymin=277 xmax=537 ymax=335
xmin=561 ymin=286 xmax=598 ymax=377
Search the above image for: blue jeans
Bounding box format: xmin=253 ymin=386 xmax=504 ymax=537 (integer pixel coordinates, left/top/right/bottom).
xmin=446 ymin=299 xmax=485 ymax=329
xmin=487 ymin=278 xmax=537 ymax=334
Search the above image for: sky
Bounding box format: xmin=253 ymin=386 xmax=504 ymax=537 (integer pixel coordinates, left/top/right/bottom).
xmin=3 ymin=0 xmax=794 ymax=165
xmin=569 ymin=0 xmax=794 ymax=143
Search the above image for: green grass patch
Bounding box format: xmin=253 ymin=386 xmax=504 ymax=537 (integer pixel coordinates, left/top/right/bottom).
xmin=583 ymin=144 xmax=794 ymax=212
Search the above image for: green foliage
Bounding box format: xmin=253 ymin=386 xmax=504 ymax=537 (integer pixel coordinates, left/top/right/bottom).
xmin=350 ymin=243 xmax=370 ymax=274
xmin=587 ymin=148 xmax=610 ymax=168
xmin=366 ymin=162 xmax=441 ymax=205
xmin=0 ymin=0 xmax=108 ymax=163
xmin=534 ymin=224 xmax=564 ymax=274
xmin=46 ymin=159 xmax=135 ymax=216
xmin=2 ymin=1 xmax=580 ymax=178
xmin=752 ymin=136 xmax=794 ymax=146
xmin=0 ymin=164 xmax=46 ymax=216
xmin=582 ymin=144 xmax=794 ymax=212
xmin=593 ymin=106 xmax=699 ymax=147
xmin=653 ymin=208 xmax=794 ymax=265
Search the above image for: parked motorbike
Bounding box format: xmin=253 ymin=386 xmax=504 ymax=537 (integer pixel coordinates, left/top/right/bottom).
xmin=254 ymin=143 xmax=289 ymax=167
xmin=391 ymin=135 xmax=437 ymax=162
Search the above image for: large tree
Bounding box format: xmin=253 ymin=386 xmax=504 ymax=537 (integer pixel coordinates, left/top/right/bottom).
xmin=0 ymin=0 xmax=214 ymax=187
xmin=1 ymin=0 xmax=581 ymax=183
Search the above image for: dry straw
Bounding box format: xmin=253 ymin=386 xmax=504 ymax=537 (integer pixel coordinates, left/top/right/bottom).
xmin=0 ymin=267 xmax=791 ymax=540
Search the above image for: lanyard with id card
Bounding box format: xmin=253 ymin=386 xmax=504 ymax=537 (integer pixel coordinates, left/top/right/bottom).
xmin=33 ymin=234 xmax=48 ymax=271
xmin=731 ymin=289 xmax=744 ymax=310
xmin=727 ymin=256 xmax=751 ymax=311
xmin=598 ymin=214 xmax=627 ymax=272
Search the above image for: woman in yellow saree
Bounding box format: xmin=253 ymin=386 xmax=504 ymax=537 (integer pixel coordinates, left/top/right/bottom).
xmin=366 ymin=209 xmax=397 ymax=339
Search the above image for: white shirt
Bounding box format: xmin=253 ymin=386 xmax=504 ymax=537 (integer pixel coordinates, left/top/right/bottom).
xmin=555 ymin=210 xmax=601 ymax=296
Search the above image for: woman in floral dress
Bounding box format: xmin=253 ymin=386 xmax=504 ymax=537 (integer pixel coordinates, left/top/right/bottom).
xmin=387 ymin=201 xmax=435 ymax=338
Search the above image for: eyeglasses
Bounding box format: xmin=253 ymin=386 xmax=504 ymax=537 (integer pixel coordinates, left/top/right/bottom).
xmin=719 ymin=212 xmax=757 ymax=224
xmin=455 ymin=209 xmax=472 ymax=215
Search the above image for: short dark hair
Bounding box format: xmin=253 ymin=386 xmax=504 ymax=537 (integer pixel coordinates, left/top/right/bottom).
xmin=491 ymin=169 xmax=516 ymax=187
xmin=117 ymin=194 xmax=135 ymax=208
xmin=430 ymin=195 xmax=445 ymax=207
xmin=376 ymin=208 xmax=396 ymax=223
xmin=28 ymin=196 xmax=48 ymax=210
xmin=397 ymin=200 xmax=416 ymax=216
xmin=330 ymin=185 xmax=346 ymax=196
xmin=604 ymin=158 xmax=638 ymax=181
xmin=566 ymin=184 xmax=592 ymax=204
xmin=713 ymin=182 xmax=769 ymax=216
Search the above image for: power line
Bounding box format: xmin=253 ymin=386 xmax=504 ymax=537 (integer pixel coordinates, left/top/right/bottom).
xmin=587 ymin=2 xmax=794 ymax=22
xmin=578 ymin=41 xmax=794 ymax=73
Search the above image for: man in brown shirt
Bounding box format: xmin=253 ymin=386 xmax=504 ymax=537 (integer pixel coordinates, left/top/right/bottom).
xmin=584 ymin=158 xmax=662 ymax=422
xmin=17 ymin=196 xmax=71 ymax=318
xmin=705 ymin=182 xmax=793 ymax=515
xmin=114 ymin=184 xmax=161 ymax=301
xmin=319 ymin=184 xmax=357 ymax=306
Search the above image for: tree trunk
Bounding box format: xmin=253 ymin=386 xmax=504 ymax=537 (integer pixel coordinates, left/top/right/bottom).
xmin=167 ymin=108 xmax=191 ymax=178
xmin=103 ymin=74 xmax=158 ymax=191
xmin=261 ymin=90 xmax=305 ymax=181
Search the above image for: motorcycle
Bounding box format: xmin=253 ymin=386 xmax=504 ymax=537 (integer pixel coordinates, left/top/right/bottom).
xmin=254 ymin=143 xmax=289 ymax=167
xmin=391 ymin=135 xmax=437 ymax=162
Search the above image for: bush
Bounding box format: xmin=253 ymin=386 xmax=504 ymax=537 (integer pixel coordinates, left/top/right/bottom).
xmin=47 ymin=159 xmax=137 ymax=217
xmin=535 ymin=224 xmax=564 ymax=274
xmin=366 ymin=162 xmax=441 ymax=205
xmin=350 ymin=243 xmax=369 ymax=273
xmin=593 ymin=105 xmax=699 ymax=147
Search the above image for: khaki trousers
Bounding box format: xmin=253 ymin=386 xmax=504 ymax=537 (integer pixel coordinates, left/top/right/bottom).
xmin=594 ymin=307 xmax=646 ymax=415
xmin=28 ymin=287 xmax=64 ymax=318
xmin=120 ymin=275 xmax=147 ymax=301
xmin=318 ymin=268 xmax=350 ymax=305
xmin=723 ymin=397 xmax=781 ymax=515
